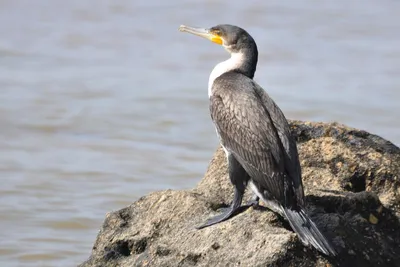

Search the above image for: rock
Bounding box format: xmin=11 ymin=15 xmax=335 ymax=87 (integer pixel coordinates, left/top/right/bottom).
xmin=79 ymin=121 xmax=400 ymax=267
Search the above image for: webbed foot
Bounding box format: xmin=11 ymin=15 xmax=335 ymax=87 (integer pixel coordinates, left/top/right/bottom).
xmin=196 ymin=188 xmax=243 ymax=229
xmin=246 ymin=194 xmax=260 ymax=207
xmin=196 ymin=205 xmax=241 ymax=229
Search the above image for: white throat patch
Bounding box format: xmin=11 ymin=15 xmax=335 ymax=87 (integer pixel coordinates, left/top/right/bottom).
xmin=208 ymin=52 xmax=245 ymax=97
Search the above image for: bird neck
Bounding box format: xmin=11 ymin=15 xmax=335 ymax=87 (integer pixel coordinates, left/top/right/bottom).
xmin=208 ymin=48 xmax=258 ymax=97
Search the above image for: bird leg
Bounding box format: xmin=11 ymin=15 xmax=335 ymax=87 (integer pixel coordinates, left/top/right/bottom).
xmin=197 ymin=152 xmax=249 ymax=229
xmin=196 ymin=187 xmax=244 ymax=229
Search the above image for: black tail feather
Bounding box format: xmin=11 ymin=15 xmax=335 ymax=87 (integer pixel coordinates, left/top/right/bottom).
xmin=283 ymin=207 xmax=336 ymax=256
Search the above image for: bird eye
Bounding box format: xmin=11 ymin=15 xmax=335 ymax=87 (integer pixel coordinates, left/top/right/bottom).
xmin=213 ymin=29 xmax=221 ymax=36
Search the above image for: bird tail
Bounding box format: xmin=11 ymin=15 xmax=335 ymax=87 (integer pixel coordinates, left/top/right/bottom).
xmin=283 ymin=207 xmax=337 ymax=256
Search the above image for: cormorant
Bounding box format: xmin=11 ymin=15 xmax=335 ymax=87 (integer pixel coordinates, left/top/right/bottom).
xmin=179 ymin=24 xmax=336 ymax=256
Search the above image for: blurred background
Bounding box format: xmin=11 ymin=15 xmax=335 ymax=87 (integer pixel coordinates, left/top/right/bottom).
xmin=0 ymin=0 xmax=399 ymax=266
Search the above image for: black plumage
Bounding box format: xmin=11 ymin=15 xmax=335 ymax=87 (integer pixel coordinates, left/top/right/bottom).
xmin=210 ymin=72 xmax=304 ymax=208
xmin=179 ymin=24 xmax=336 ymax=256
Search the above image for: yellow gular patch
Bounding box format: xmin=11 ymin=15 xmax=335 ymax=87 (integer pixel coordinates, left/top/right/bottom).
xmin=211 ymin=35 xmax=223 ymax=45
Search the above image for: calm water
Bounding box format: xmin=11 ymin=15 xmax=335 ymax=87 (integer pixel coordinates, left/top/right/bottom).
xmin=0 ymin=1 xmax=399 ymax=266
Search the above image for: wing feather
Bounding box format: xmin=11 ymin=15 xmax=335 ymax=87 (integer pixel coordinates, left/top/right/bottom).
xmin=210 ymin=72 xmax=304 ymax=206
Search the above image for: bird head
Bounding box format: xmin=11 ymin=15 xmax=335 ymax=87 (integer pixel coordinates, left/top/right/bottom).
xmin=179 ymin=24 xmax=255 ymax=54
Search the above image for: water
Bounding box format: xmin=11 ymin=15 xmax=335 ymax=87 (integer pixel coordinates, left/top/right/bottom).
xmin=0 ymin=1 xmax=399 ymax=266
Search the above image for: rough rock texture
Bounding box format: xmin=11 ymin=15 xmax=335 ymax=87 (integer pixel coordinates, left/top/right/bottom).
xmin=79 ymin=121 xmax=400 ymax=267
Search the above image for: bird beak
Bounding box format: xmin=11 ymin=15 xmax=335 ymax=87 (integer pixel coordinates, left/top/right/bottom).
xmin=179 ymin=25 xmax=223 ymax=45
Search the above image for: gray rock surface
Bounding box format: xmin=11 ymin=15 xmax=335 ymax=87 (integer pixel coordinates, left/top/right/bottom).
xmin=79 ymin=121 xmax=400 ymax=267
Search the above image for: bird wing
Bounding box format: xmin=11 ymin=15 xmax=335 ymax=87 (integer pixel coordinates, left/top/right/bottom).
xmin=210 ymin=72 xmax=304 ymax=206
xmin=252 ymin=82 xmax=305 ymax=206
